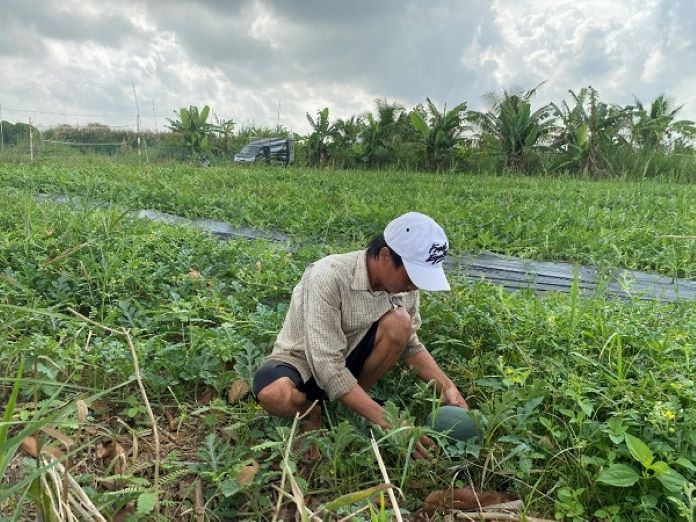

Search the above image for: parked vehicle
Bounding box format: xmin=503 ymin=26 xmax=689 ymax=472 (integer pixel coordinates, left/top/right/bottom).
xmin=234 ymin=137 xmax=295 ymax=165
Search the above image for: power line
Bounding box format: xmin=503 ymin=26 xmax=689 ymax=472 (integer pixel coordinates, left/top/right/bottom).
xmin=2 ymin=106 xmax=130 ymax=119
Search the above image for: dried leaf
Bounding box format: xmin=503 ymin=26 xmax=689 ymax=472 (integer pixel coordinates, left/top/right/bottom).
xmin=227 ymin=380 xmax=250 ymax=404
xmin=40 ymin=426 xmax=75 ymax=448
xmin=164 ymin=410 xmax=176 ymax=430
xmin=21 ymin=437 xmax=38 ymax=457
xmin=96 ymin=443 xmax=112 ymax=460
xmin=113 ymin=442 xmax=128 ymax=475
xmin=199 ymin=387 xmax=216 ymax=405
xmin=235 ymin=460 xmax=260 ymax=485
xmin=423 ymin=487 xmax=515 ymax=514
xmin=188 ymin=269 xmax=201 ymax=279
xmin=76 ymin=399 xmax=88 ymax=423
xmin=21 ymin=437 xmax=63 ymax=460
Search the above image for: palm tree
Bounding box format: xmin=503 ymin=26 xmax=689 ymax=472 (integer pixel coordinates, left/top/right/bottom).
xmin=467 ymin=84 xmax=555 ymax=171
xmin=305 ymin=107 xmax=333 ymax=167
xmin=551 ymin=86 xmax=631 ymax=176
xmin=360 ymin=99 xmax=406 ymax=168
xmin=410 ymin=98 xmax=468 ymax=171
xmin=631 ymin=95 xmax=695 ymax=150
xmin=330 ymin=115 xmax=363 ymax=168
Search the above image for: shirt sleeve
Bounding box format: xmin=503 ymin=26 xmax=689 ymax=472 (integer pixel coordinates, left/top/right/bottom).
xmin=402 ymin=291 xmax=427 ymax=359
xmin=302 ymin=265 xmax=358 ymax=400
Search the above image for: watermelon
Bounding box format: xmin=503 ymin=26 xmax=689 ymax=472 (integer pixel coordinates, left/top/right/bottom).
xmin=425 ymin=406 xmax=479 ymax=442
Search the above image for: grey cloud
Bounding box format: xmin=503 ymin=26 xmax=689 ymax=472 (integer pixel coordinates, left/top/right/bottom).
xmin=3 ymin=0 xmax=138 ymax=50
xmin=1 ymin=0 xmax=694 ymax=131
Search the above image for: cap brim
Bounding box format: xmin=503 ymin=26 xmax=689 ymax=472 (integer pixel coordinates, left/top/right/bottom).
xmin=403 ymin=259 xmax=450 ymax=291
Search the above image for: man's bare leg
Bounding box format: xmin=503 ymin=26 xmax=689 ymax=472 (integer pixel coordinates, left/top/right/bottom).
xmin=357 ymin=307 xmax=411 ymax=392
xmin=256 ymin=377 xmax=322 ymax=431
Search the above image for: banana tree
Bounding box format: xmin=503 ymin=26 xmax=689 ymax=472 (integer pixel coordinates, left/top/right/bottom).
xmin=166 ymin=105 xmax=213 ymax=158
xmin=410 ymin=98 xmax=468 ymax=171
xmin=305 ymin=107 xmax=333 ymax=167
xmin=631 ymin=95 xmax=695 ymax=150
xmin=468 ymin=84 xmax=555 ymax=171
xmin=551 ymin=87 xmax=631 ymax=176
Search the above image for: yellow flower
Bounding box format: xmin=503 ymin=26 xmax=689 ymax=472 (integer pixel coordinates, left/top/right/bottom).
xmin=662 ymin=410 xmax=676 ymax=421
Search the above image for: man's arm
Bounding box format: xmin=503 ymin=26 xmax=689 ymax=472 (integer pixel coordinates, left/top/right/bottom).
xmin=339 ymin=385 xmax=388 ymax=427
xmin=404 ymin=350 xmax=468 ymax=408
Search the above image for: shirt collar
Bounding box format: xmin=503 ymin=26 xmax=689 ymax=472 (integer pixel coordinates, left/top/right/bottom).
xmin=351 ymin=249 xmax=372 ymax=291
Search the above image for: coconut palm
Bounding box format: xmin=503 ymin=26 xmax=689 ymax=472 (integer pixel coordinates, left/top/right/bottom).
xmin=467 ymin=84 xmax=555 ymax=171
xmin=330 ymin=115 xmax=363 ymax=168
xmin=631 ymin=95 xmax=695 ymax=150
xmin=410 ymin=98 xmax=468 ymax=171
xmin=360 ymin=99 xmax=407 ymax=168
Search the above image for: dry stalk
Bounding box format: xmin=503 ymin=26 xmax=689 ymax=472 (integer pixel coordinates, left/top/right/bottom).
xmin=271 ymin=485 xmax=322 ymax=522
xmin=38 ymin=452 xmax=108 ymax=522
xmin=452 ymin=511 xmax=556 ymax=522
xmin=68 ymin=308 xmax=161 ymax=519
xmin=42 ymin=242 xmax=91 ymax=267
xmin=195 ymin=478 xmax=205 ymax=522
xmin=370 ymin=431 xmax=403 ymax=522
xmin=271 ymin=400 xmax=318 ymax=522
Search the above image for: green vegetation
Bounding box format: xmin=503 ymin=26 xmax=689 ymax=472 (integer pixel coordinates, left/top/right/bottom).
xmin=1 ymin=163 xmax=696 ymax=520
xmin=2 ymin=86 xmax=694 ymax=179
xmin=1 ymin=162 xmax=696 ymax=278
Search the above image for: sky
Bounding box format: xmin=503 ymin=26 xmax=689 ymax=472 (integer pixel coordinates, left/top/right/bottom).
xmin=1 ymin=0 xmax=694 ymax=133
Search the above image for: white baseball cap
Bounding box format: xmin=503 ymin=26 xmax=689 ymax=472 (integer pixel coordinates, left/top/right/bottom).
xmin=384 ymin=212 xmax=450 ymax=291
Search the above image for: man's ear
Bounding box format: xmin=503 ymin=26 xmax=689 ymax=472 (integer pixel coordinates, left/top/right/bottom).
xmin=378 ymin=246 xmax=391 ymax=263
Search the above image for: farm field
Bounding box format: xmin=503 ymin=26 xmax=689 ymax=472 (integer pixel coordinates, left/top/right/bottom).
xmin=1 ymin=162 xmax=696 ymax=278
xmin=2 ymin=162 xmax=696 ymax=521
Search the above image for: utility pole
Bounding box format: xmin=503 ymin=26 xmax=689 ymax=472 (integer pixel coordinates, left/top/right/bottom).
xmin=131 ymin=82 xmax=141 ymax=156
xmin=0 ymin=101 xmax=4 ymax=153
xmin=29 ymin=116 xmax=34 ymax=161
xmin=152 ymin=99 xmax=158 ymax=133
xmin=276 ymin=100 xmax=281 ymax=134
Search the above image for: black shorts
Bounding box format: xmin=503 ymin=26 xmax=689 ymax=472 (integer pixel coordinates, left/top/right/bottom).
xmin=252 ymin=321 xmax=379 ymax=402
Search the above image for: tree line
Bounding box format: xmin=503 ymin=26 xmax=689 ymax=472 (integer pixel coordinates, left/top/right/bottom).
xmin=3 ymin=84 xmax=694 ymax=179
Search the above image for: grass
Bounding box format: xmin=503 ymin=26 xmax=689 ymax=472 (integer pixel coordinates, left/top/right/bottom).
xmin=1 ymin=162 xmax=696 ymax=520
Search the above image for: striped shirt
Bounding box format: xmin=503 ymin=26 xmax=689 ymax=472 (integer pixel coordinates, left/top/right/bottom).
xmin=265 ymin=249 xmax=426 ymax=400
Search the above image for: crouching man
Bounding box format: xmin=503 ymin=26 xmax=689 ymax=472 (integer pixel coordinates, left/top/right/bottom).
xmin=252 ymin=212 xmax=467 ymax=458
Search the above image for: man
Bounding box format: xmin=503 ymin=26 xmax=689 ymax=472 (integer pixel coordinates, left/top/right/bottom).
xmin=252 ymin=212 xmax=467 ymax=458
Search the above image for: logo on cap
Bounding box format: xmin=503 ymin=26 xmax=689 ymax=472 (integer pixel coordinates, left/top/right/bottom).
xmin=425 ymin=242 xmax=448 ymax=265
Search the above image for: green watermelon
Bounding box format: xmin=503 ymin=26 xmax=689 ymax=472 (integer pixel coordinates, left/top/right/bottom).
xmin=425 ymin=406 xmax=479 ymax=441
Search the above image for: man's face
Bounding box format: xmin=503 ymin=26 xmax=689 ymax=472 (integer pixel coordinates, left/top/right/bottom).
xmin=379 ymin=249 xmax=417 ymax=293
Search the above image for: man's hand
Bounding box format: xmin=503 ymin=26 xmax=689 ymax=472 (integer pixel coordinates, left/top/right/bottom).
xmin=413 ymin=434 xmax=434 ymax=460
xmin=443 ymin=386 xmax=468 ymax=409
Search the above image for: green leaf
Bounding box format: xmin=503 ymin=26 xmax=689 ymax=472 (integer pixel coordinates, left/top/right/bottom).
xmin=675 ymin=457 xmax=696 ymax=472
xmin=200 ymin=105 xmax=210 ymax=124
xmin=625 ymin=434 xmax=653 ymax=468
xmin=596 ymin=464 xmax=640 ymax=487
xmin=655 ymin=467 xmax=686 ymax=493
xmin=0 ymin=359 xmax=24 ymax=446
xmin=137 ymin=492 xmax=157 ymax=515
xmin=322 ymin=483 xmax=393 ymax=513
xmin=410 ymin=111 xmax=429 ymax=139
xmin=650 ymin=461 xmax=669 ymax=474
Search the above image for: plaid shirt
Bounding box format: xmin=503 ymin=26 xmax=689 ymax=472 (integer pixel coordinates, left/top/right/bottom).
xmin=266 ymin=249 xmax=426 ymax=400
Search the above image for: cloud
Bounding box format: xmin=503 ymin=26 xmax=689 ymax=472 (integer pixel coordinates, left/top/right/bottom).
xmin=0 ymin=0 xmax=693 ymax=133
